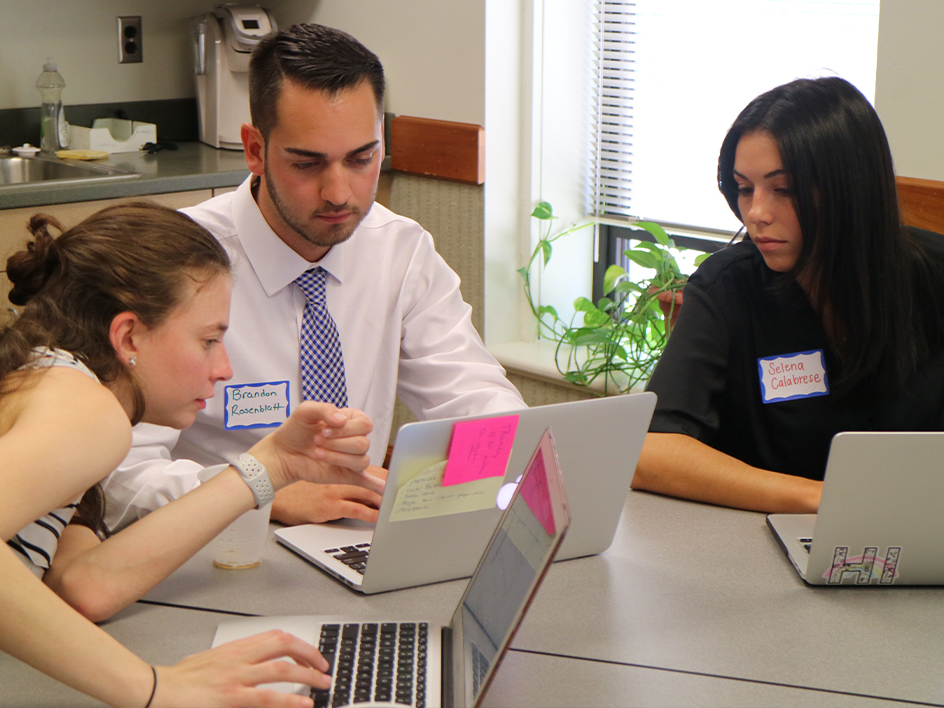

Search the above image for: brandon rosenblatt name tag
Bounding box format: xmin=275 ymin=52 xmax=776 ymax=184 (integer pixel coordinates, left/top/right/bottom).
xmin=758 ymin=350 xmax=829 ymax=404
xmin=224 ymin=381 xmax=291 ymax=429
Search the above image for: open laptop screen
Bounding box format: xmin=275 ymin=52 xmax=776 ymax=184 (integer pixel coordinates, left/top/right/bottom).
xmin=449 ymin=429 xmax=569 ymax=707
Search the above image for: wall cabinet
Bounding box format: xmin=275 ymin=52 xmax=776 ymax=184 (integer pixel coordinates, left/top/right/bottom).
xmin=0 ymin=189 xmax=218 ymax=325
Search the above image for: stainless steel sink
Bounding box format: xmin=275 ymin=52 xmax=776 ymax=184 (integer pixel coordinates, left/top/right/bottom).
xmin=0 ymin=155 xmax=139 ymax=188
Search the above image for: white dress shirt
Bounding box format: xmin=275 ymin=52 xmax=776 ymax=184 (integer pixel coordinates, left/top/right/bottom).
xmin=103 ymin=177 xmax=524 ymax=530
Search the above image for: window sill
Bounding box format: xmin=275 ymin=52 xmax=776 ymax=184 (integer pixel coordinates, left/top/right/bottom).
xmin=488 ymin=340 xmax=646 ymax=396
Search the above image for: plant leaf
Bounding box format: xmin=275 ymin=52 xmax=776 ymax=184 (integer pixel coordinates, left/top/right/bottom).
xmin=574 ymin=332 xmax=613 ymax=346
xmin=603 ymin=264 xmax=626 ymax=294
xmin=614 ymin=280 xmax=644 ymax=295
xmin=584 ymin=310 xmax=612 ymax=327
xmin=531 ymin=202 xmax=555 ymax=220
xmin=596 ymin=296 xmax=614 ymax=312
xmin=560 ymin=330 xmax=579 ymax=344
xmin=540 ymin=239 xmax=552 ymax=266
xmin=538 ymin=304 xmax=559 ymax=320
xmin=635 ymin=220 xmax=671 ymax=247
xmin=624 ymin=249 xmax=659 ymax=270
xmin=635 ymin=241 xmax=666 ymax=254
xmin=694 ymin=252 xmax=712 ymax=266
xmin=573 ymin=296 xmax=596 ymax=313
xmin=516 ymin=266 xmax=529 ymax=282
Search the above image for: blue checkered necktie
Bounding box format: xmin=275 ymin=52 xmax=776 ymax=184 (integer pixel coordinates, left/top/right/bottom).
xmin=294 ymin=267 xmax=348 ymax=408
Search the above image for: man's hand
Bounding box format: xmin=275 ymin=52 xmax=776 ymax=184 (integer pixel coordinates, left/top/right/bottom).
xmin=272 ymin=467 xmax=388 ymax=525
xmin=249 ymin=402 xmax=378 ymax=494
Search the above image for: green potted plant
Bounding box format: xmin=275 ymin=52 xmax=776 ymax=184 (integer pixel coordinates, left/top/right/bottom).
xmin=518 ymin=202 xmax=705 ymax=395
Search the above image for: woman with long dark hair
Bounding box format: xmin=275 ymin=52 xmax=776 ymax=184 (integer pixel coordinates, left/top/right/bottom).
xmin=632 ymin=77 xmax=944 ymax=512
xmin=0 ymin=202 xmax=380 ymax=707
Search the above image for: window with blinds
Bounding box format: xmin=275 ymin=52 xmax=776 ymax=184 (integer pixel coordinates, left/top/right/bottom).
xmin=589 ymin=0 xmax=881 ymax=234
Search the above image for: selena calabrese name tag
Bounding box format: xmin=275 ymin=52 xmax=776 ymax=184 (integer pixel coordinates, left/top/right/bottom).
xmin=224 ymin=381 xmax=291 ymax=430
xmin=758 ymin=350 xmax=829 ymax=404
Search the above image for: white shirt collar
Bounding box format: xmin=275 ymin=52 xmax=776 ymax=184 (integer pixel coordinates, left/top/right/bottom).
xmin=233 ymin=176 xmax=348 ymax=295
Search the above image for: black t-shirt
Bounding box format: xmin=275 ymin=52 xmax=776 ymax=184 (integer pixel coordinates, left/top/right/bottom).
xmin=646 ymin=232 xmax=944 ymax=480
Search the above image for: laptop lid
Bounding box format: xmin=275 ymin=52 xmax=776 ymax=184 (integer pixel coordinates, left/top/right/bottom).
xmin=769 ymin=432 xmax=944 ymax=585
xmin=276 ymin=392 xmax=654 ymax=593
xmin=212 ymin=429 xmax=568 ymax=707
xmin=446 ymin=427 xmax=570 ymax=708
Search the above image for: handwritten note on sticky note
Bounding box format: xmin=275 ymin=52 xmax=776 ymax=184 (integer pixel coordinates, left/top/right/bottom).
xmin=442 ymin=415 xmax=520 ymax=487
xmin=389 ymin=460 xmax=504 ymax=522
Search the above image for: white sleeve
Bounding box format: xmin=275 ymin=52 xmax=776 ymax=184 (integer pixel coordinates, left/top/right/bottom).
xmin=101 ymin=422 xmax=203 ymax=532
xmin=396 ymin=237 xmax=526 ymax=420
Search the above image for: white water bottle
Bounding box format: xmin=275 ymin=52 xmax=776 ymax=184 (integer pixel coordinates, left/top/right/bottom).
xmin=36 ymin=58 xmax=68 ymax=152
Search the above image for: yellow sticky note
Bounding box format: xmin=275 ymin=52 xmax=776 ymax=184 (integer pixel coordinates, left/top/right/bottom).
xmin=389 ymin=460 xmax=504 ymax=522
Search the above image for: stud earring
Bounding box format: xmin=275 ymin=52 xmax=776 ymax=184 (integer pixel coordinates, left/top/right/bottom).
xmin=129 ymin=356 xmax=137 ymax=368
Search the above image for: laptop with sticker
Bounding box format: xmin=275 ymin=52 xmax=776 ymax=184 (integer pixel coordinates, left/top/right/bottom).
xmin=275 ymin=392 xmax=655 ymax=594
xmin=212 ymin=428 xmax=570 ymax=708
xmin=767 ymin=432 xmax=944 ymax=585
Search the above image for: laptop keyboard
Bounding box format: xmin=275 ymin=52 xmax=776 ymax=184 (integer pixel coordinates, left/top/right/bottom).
xmin=470 ymin=641 xmax=490 ymax=698
xmin=324 ymin=543 xmax=372 ymax=575
xmin=312 ymin=621 xmax=429 ymax=708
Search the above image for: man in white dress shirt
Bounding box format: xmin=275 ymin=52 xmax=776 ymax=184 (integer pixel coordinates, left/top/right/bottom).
xmin=103 ymin=24 xmax=524 ymax=530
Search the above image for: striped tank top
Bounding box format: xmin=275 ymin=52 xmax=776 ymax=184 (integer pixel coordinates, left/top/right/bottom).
xmin=6 ymin=349 xmax=100 ymax=578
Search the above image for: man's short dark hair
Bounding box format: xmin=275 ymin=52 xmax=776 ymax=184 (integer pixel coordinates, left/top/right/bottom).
xmin=249 ymin=23 xmax=385 ymax=138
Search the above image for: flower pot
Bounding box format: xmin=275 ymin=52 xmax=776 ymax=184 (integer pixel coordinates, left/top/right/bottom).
xmin=649 ymin=288 xmax=684 ymax=330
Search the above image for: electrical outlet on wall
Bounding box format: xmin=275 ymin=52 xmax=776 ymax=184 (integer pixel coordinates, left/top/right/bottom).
xmin=117 ymin=16 xmax=143 ymax=64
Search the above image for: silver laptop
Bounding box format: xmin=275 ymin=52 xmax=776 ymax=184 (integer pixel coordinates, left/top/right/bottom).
xmin=767 ymin=432 xmax=944 ymax=585
xmin=275 ymin=392 xmax=654 ymax=593
xmin=213 ymin=429 xmax=570 ymax=708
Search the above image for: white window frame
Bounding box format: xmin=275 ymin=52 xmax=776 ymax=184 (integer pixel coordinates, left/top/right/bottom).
xmin=590 ymin=0 xmax=881 ymax=235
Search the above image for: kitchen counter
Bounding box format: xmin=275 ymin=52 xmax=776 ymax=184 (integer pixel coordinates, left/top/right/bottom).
xmin=0 ymin=141 xmax=250 ymax=210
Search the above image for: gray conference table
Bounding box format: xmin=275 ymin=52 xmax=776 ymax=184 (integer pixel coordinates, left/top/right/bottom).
xmin=3 ymin=491 xmax=943 ymax=707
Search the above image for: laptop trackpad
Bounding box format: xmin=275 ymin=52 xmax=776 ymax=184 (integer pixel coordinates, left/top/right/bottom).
xmin=213 ymin=616 xmax=323 ymax=695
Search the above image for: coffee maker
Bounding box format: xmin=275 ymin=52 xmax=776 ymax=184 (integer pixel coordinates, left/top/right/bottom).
xmin=191 ymin=4 xmax=276 ymax=150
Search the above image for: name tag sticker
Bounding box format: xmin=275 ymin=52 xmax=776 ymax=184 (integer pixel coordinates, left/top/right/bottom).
xmin=758 ymin=350 xmax=829 ymax=404
xmin=224 ymin=381 xmax=291 ymax=430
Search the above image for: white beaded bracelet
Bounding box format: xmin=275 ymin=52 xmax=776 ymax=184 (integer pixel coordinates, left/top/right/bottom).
xmin=231 ymin=452 xmax=275 ymax=508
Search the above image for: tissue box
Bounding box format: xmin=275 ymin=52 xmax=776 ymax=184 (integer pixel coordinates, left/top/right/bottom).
xmin=69 ymin=118 xmax=157 ymax=154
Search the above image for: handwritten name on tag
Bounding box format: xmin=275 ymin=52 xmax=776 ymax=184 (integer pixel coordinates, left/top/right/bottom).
xmin=758 ymin=350 xmax=829 ymax=404
xmin=224 ymin=381 xmax=290 ymax=430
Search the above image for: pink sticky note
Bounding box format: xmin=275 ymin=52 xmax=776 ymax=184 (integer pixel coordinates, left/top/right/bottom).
xmin=519 ymin=449 xmax=555 ymax=536
xmin=442 ymin=415 xmax=520 ymax=487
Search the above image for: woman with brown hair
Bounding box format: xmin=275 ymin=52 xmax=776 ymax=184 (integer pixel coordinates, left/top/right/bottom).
xmin=0 ymin=202 xmax=381 ymax=707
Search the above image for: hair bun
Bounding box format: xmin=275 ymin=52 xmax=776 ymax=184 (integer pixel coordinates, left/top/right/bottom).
xmin=6 ymin=214 xmax=65 ymax=306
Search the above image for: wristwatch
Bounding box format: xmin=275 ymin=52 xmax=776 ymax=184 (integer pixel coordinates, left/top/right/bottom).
xmin=232 ymin=453 xmax=275 ymax=508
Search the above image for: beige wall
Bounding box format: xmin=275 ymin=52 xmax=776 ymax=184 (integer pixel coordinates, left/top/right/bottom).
xmin=0 ymin=1 xmax=210 ymax=108
xmin=277 ymin=1 xmax=485 ymax=125
xmin=875 ymin=0 xmax=944 ymax=181
xmin=0 ymin=0 xmax=484 ymax=126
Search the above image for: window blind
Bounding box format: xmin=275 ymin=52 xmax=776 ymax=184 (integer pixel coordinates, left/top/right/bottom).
xmin=590 ymin=0 xmax=881 ymax=233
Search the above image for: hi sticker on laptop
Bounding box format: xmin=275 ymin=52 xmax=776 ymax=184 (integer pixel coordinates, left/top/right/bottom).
xmin=824 ymin=546 xmax=901 ymax=585
xmin=758 ymin=350 xmax=829 ymax=404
